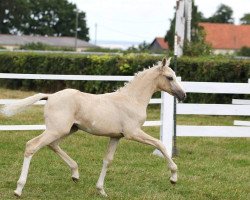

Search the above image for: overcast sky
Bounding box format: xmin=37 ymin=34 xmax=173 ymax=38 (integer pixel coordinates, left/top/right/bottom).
xmin=68 ymin=0 xmax=250 ymax=44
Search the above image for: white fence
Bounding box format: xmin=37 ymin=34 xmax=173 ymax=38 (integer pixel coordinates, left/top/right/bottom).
xmin=1 ymin=73 xmax=250 ymax=157
xmin=232 ymin=98 xmax=250 ymax=126
xmin=152 ymin=80 xmax=250 ymax=156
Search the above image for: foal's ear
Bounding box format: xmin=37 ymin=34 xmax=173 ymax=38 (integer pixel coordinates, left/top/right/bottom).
xmin=160 ymin=57 xmax=171 ymax=70
xmin=165 ymin=57 xmax=171 ymax=66
xmin=162 ymin=57 xmax=167 ymax=67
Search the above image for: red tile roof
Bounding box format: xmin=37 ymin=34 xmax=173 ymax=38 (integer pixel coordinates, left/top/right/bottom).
xmin=199 ymin=23 xmax=250 ymax=50
xmin=154 ymin=37 xmax=169 ymax=49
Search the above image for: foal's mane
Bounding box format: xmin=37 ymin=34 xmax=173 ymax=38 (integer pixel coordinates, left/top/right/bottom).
xmin=117 ymin=61 xmax=161 ymax=92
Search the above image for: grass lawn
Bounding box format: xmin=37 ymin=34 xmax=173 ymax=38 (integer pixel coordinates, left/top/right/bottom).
xmin=0 ymin=88 xmax=249 ymax=200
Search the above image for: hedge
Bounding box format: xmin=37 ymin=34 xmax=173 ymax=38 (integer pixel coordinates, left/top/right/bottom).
xmin=0 ymin=52 xmax=249 ymax=103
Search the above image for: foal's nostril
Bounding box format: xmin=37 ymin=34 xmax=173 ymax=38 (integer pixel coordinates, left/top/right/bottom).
xmin=183 ymin=92 xmax=187 ymax=100
xmin=178 ymin=92 xmax=186 ymax=102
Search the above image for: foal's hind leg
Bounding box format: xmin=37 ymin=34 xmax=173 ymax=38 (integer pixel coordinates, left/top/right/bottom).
xmin=49 ymin=141 xmax=79 ymax=182
xmin=96 ymin=137 xmax=120 ymax=197
xmin=14 ymin=130 xmax=61 ymax=197
xmin=125 ymin=129 xmax=178 ymax=184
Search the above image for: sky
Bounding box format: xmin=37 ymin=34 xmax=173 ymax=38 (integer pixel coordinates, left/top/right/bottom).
xmin=68 ymin=0 xmax=250 ymax=47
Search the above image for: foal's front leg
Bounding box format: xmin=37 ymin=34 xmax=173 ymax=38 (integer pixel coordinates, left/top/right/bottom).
xmin=96 ymin=137 xmax=120 ymax=196
xmin=125 ymin=129 xmax=178 ymax=184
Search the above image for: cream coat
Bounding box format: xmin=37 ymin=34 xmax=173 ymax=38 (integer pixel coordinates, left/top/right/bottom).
xmin=1 ymin=58 xmax=186 ymax=197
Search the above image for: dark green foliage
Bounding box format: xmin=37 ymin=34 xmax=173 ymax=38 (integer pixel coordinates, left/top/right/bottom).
xmin=240 ymin=13 xmax=250 ymax=24
xmin=177 ymin=56 xmax=250 ymax=103
xmin=20 ymin=42 xmax=75 ymax=51
xmin=165 ymin=0 xmax=207 ymax=54
xmin=164 ymin=12 xmax=175 ymax=51
xmin=165 ymin=1 xmax=204 ymax=50
xmin=0 ymin=52 xmax=249 ymax=103
xmin=203 ymin=4 xmax=234 ymax=24
xmin=0 ymin=0 xmax=29 ymax=34
xmin=127 ymin=41 xmax=151 ymax=53
xmin=183 ymin=30 xmax=212 ymax=57
xmin=165 ymin=2 xmax=235 ymax=56
xmin=0 ymin=52 xmax=159 ymax=94
xmin=85 ymin=47 xmax=123 ymax=53
xmin=183 ymin=40 xmax=212 ymax=57
xmin=0 ymin=0 xmax=89 ymax=41
xmin=238 ymin=46 xmax=250 ymax=57
xmin=86 ymin=41 xmax=151 ymax=54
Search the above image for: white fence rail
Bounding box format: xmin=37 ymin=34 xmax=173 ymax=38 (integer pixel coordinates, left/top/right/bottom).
xmin=1 ymin=73 xmax=250 ymax=157
xmin=233 ymin=120 xmax=250 ymax=126
xmin=183 ymin=82 xmax=250 ymax=94
xmin=232 ymin=99 xmax=250 ymax=105
xmin=177 ymin=104 xmax=250 ymax=115
xmin=0 ymin=73 xmax=133 ymax=81
xmin=232 ymin=98 xmax=250 ymax=127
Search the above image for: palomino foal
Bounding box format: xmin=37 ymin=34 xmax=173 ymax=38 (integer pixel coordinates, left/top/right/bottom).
xmin=1 ymin=58 xmax=186 ymax=197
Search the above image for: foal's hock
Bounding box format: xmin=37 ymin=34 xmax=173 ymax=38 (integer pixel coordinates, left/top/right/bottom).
xmin=1 ymin=57 xmax=186 ymax=197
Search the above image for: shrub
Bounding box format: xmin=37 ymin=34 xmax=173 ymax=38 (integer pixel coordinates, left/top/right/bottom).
xmin=238 ymin=46 xmax=250 ymax=57
xmin=178 ymin=56 xmax=250 ymax=103
xmin=0 ymin=52 xmax=159 ymax=94
xmin=0 ymin=52 xmax=249 ymax=103
xmin=20 ymin=42 xmax=75 ymax=51
xmin=183 ymin=41 xmax=212 ymax=57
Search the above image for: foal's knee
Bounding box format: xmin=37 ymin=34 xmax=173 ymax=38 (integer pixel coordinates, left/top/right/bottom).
xmin=24 ymin=140 xmax=37 ymax=157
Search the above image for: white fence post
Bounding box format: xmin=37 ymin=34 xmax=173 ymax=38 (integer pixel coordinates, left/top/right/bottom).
xmin=153 ymin=91 xmax=174 ymax=157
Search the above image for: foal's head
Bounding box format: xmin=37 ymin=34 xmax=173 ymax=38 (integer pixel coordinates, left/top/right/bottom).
xmin=156 ymin=57 xmax=186 ymax=101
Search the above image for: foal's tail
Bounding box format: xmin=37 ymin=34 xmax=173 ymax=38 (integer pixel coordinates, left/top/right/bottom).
xmin=1 ymin=93 xmax=49 ymax=117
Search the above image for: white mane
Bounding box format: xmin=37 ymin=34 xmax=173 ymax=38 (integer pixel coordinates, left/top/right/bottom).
xmin=117 ymin=61 xmax=161 ymax=92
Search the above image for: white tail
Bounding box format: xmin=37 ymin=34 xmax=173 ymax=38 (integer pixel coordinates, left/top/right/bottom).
xmin=0 ymin=93 xmax=49 ymax=117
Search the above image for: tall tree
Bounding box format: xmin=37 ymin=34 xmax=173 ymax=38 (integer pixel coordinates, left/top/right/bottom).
xmin=240 ymin=13 xmax=250 ymax=24
xmin=0 ymin=0 xmax=89 ymax=41
xmin=165 ymin=0 xmax=204 ymax=50
xmin=204 ymin=4 xmax=234 ymax=24
xmin=0 ymin=0 xmax=30 ymax=34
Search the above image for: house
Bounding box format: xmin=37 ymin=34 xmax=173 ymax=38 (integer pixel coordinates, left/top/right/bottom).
xmin=0 ymin=34 xmax=97 ymax=51
xmin=148 ymin=37 xmax=169 ymax=53
xmin=199 ymin=23 xmax=250 ymax=54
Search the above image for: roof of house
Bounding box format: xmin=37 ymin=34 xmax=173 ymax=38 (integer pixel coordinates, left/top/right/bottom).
xmin=199 ymin=23 xmax=250 ymax=50
xmin=150 ymin=37 xmax=169 ymax=50
xmin=0 ymin=34 xmax=96 ymax=48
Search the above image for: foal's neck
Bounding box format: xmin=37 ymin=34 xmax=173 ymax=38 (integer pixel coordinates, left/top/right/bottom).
xmin=119 ymin=67 xmax=158 ymax=108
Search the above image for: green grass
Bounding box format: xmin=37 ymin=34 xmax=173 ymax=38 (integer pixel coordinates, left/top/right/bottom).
xmin=0 ymin=88 xmax=249 ymax=200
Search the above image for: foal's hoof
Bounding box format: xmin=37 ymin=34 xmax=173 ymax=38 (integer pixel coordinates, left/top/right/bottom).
xmin=170 ymin=179 xmax=177 ymax=185
xmin=72 ymin=177 xmax=79 ymax=183
xmin=169 ymin=176 xmax=177 ymax=185
xmin=97 ymin=189 xmax=108 ymax=197
xmin=14 ymin=190 xmax=21 ymax=198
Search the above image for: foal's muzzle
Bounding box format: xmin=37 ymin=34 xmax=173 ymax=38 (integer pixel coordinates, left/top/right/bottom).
xmin=174 ymin=91 xmax=186 ymax=102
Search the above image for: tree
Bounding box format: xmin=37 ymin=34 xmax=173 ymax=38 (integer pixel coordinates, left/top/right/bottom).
xmin=165 ymin=0 xmax=204 ymax=50
xmin=127 ymin=41 xmax=150 ymax=53
xmin=204 ymin=4 xmax=234 ymax=24
xmin=240 ymin=13 xmax=250 ymax=24
xmin=238 ymin=46 xmax=250 ymax=56
xmin=0 ymin=0 xmax=89 ymax=41
xmin=0 ymin=0 xmax=30 ymax=34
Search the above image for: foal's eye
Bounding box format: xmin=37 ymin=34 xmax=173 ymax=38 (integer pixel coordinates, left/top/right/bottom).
xmin=166 ymin=76 xmax=173 ymax=81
